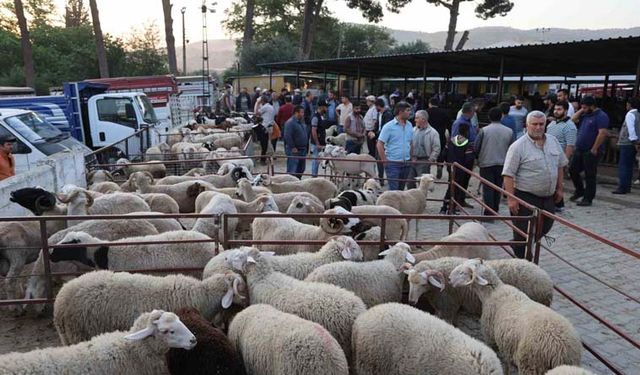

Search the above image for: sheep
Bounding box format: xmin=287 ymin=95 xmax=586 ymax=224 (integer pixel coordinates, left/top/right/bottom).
xmin=321 ymin=144 xmax=377 ymax=181
xmin=286 ymin=194 xmax=326 ymax=224
xmin=545 ymin=366 xmax=596 ymax=375
xmin=183 ymin=167 xmax=207 ymax=176
xmin=413 ymin=222 xmax=497 ymax=262
xmin=213 ymin=133 xmax=243 ymax=149
xmin=216 ymin=159 xmax=255 ymax=175
xmin=192 ymin=194 xmax=238 ymax=243
xmin=231 ymin=195 xmax=279 ymax=235
xmin=171 ymin=141 xmax=200 ymax=161
xmin=405 ymin=256 xmax=554 ymax=325
xmin=124 ymin=212 xmax=184 ymax=233
xmin=352 ymin=226 xmax=387 ymax=260
xmin=145 ymin=142 xmax=171 ymax=161
xmin=1 ymin=188 xmax=68 ymax=310
xmin=449 ymin=259 xmax=582 ymax=374
xmin=251 ymin=208 xmax=360 ymax=253
xmin=325 ymin=185 xmax=380 ymax=211
xmin=87 ymin=169 xmax=114 ymax=184
xmin=326 ymin=205 xmax=408 ymax=241
xmin=202 ymin=148 xmax=243 ymax=172
xmin=89 ymin=181 xmax=122 ymax=194
xmin=376 ymin=173 xmax=436 ymax=236
xmin=226 ymin=248 xmax=366 ymax=360
xmin=136 ymin=193 xmax=181 ymax=214
xmin=0 ymin=310 xmax=196 ymax=375
xmin=165 ymin=307 xmax=245 ymax=375
xmin=131 ymin=171 xmax=210 ymax=213
xmin=155 ymin=166 xmax=252 ymax=188
xmin=228 ymin=304 xmax=349 ymax=375
xmin=253 ymin=173 xmax=299 ymax=184
xmin=116 ymin=158 xmax=167 ymax=178
xmin=50 ymin=230 xmax=217 ymax=275
xmin=58 ymin=186 xmax=152 ymax=217
xmin=305 ymin=242 xmax=415 ymax=307
xmin=351 ymin=303 xmax=503 ymax=375
xmin=326 ymin=133 xmax=347 ymax=146
xmin=54 ymin=270 xmax=247 ymax=345
xmin=235 ymin=177 xmax=314 ymax=209
xmin=260 ymin=175 xmax=338 ymax=202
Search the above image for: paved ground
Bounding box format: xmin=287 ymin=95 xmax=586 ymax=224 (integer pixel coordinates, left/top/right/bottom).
xmin=1 ymin=154 xmax=638 ymax=374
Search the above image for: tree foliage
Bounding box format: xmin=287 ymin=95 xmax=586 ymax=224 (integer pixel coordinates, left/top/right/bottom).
xmin=64 ymin=0 xmax=89 ymax=28
xmin=389 ymin=39 xmax=431 ymax=54
xmin=0 ymin=0 xmax=55 ymax=31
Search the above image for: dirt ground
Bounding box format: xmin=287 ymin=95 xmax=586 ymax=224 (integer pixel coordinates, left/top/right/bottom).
xmin=0 ymin=312 xmax=60 ymax=354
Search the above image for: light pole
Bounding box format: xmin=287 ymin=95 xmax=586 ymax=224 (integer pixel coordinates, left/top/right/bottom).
xmin=181 ymin=6 xmax=187 ymax=75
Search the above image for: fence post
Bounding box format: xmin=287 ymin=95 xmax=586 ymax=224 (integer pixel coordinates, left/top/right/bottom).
xmin=525 ymin=208 xmax=539 ymax=261
xmin=221 ymin=213 xmax=229 ymax=250
xmin=448 ymin=164 xmax=456 ymax=235
xmin=125 ymin=138 xmax=129 ymax=158
xmin=39 ymin=219 xmax=53 ymax=307
xmin=379 ymin=217 xmax=387 ymax=252
xmin=533 ymin=210 xmax=545 ymax=264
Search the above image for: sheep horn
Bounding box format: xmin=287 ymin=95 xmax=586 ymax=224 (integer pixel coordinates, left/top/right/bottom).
xmin=105 ymin=171 xmax=114 ymax=181
xmin=34 ymin=195 xmax=48 ymax=216
xmin=56 ymin=192 xmax=71 ymax=204
xmin=84 ymin=191 xmax=94 ymax=207
xmin=324 ymin=217 xmax=345 ymax=234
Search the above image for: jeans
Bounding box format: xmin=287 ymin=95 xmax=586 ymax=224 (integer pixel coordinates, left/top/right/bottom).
xmin=569 ymin=150 xmax=599 ymax=202
xmin=479 ymin=165 xmax=504 ymax=215
xmin=311 ymin=144 xmax=322 ymax=177
xmin=345 ymin=140 xmax=363 ymax=154
xmin=617 ymin=145 xmax=637 ymax=193
xmin=406 ymin=159 xmax=432 ymax=189
xmin=385 ymin=162 xmax=411 ymax=191
xmin=271 ymin=138 xmax=278 ymax=154
xmin=254 ymin=125 xmax=270 ymax=163
xmin=285 ymin=146 xmax=307 ymax=178
xmin=441 ymin=166 xmax=471 ymax=212
xmin=366 ymin=135 xmax=377 ymax=159
xmin=511 ymin=190 xmax=556 ymax=259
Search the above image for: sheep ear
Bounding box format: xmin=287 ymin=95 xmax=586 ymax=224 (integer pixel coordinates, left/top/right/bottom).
xmin=259 ymin=251 xmax=275 ymax=257
xmin=475 ymin=274 xmax=489 ymax=286
xmin=428 ymin=276 xmax=445 ymax=291
xmin=418 ymin=271 xmax=430 ymax=285
xmin=405 ymin=253 xmax=416 ymax=264
xmin=247 ymin=256 xmax=256 ymax=264
xmin=221 ymin=288 xmax=233 ymax=309
xmin=378 ymin=249 xmax=390 ymax=256
xmin=403 ymin=269 xmax=412 ymax=275
xmin=341 ymin=247 xmax=352 ymax=260
xmin=124 ymin=326 xmax=155 ymax=341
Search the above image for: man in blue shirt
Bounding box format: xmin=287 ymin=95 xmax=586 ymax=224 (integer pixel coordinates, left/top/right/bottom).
xmin=499 ymin=101 xmax=517 ymax=142
xmin=451 ymin=102 xmax=477 ymax=144
xmin=284 ymin=105 xmax=308 ymax=179
xmin=377 ymin=102 xmax=414 ymax=190
xmin=326 ymin=91 xmax=338 ymax=126
xmin=569 ymin=96 xmax=609 ymax=206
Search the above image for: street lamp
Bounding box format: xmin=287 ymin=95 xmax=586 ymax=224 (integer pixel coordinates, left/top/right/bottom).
xmin=181 ymin=7 xmax=187 ymax=75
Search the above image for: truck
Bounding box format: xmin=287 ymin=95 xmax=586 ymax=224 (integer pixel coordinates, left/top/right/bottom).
xmin=0 ymin=81 xmax=162 ymax=161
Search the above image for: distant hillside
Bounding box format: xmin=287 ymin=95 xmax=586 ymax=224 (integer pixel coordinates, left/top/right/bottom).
xmin=179 ymin=26 xmax=640 ymax=71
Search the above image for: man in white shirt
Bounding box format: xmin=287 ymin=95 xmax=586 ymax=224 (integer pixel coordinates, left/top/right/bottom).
xmin=363 ymin=95 xmax=378 ymax=158
xmin=613 ymin=97 xmax=640 ymax=194
xmin=336 ymin=95 xmax=353 ymax=134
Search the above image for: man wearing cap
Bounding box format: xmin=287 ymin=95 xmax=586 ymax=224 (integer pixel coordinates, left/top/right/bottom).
xmin=569 ymin=96 xmax=609 ymax=206
xmin=363 ymin=95 xmax=378 ymax=159
xmin=0 ymin=134 xmax=16 ymax=181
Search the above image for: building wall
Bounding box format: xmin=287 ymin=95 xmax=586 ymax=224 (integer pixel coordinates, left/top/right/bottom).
xmin=0 ymin=148 xmax=86 ymax=216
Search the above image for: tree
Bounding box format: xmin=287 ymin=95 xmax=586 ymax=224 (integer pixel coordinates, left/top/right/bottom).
xmin=1 ymin=0 xmax=55 ymax=33
xmin=124 ymin=22 xmax=168 ymax=76
xmin=13 ymin=0 xmax=35 ymax=88
xmin=390 ymin=39 xmax=430 ymax=54
xmin=65 ymin=0 xmax=89 ymax=27
xmin=161 ymin=0 xmax=178 ymax=75
xmin=387 ymin=0 xmax=514 ymax=50
xmin=336 ymin=23 xmax=395 ymax=57
xmin=88 ymin=0 xmax=109 ymax=77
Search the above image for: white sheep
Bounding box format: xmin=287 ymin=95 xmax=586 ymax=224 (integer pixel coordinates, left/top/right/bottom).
xmin=325 ymin=205 xmax=408 ymax=241
xmin=286 ymin=195 xmax=326 ymax=224
xmin=87 ymin=169 xmax=114 ymax=184
xmin=145 ymin=142 xmax=171 ymax=161
xmin=116 ymin=158 xmax=166 ymax=178
xmin=89 ymin=181 xmax=122 ymax=194
xmin=228 ymin=304 xmax=348 ymax=375
xmin=231 ymin=195 xmax=279 ymax=235
xmin=226 ymin=248 xmax=366 ymax=361
xmin=131 ymin=172 xmax=210 ymax=212
xmin=305 ymin=242 xmax=415 ymax=307
xmin=405 ymin=256 xmax=554 ymax=325
xmin=251 ymin=208 xmax=360 ymax=254
xmin=54 ymin=270 xmax=246 ymax=345
xmin=0 ymin=310 xmax=196 ymax=375
xmin=58 ymin=186 xmax=152 ymax=217
xmin=326 ymin=133 xmax=347 ymax=146
xmin=352 ymin=303 xmax=503 ymax=375
xmin=254 ymin=173 xmax=299 ymax=183
xmin=155 ymin=165 xmax=252 ymax=188
xmin=192 ymin=193 xmax=238 ymax=243
xmin=376 ymin=173 xmax=436 ymax=236
xmin=236 ymin=177 xmax=317 ymax=210
xmin=413 ymin=222 xmax=497 ymax=262
xmin=352 ymin=225 xmax=386 ymax=260
xmin=449 ymin=259 xmax=582 ymax=374
xmin=321 ymin=144 xmax=377 ymax=180
xmin=135 ymin=193 xmax=180 ymax=214
xmin=260 ymin=176 xmax=338 ymax=203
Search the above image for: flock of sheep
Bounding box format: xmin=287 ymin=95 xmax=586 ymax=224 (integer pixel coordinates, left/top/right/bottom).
xmin=0 ymin=122 xmax=598 ymax=375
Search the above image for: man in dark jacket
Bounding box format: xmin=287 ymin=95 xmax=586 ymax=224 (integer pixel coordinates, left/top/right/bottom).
xmin=427 ymin=98 xmax=450 ymax=179
xmin=235 ymin=87 xmax=252 ymax=112
xmin=440 ymin=123 xmax=475 ymax=214
xmin=284 ymin=105 xmax=308 ymax=178
xmin=374 ymin=98 xmax=394 ymax=181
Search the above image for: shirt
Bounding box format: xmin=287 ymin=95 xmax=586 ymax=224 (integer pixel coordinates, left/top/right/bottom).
xmin=260 ymin=103 xmax=276 ymax=127
xmin=618 ymin=109 xmax=639 ymax=146
xmin=311 ymin=112 xmax=327 ymax=146
xmin=451 ymin=115 xmax=477 ymax=144
xmin=337 ymin=103 xmax=353 ymax=126
xmin=412 ymin=126 xmax=440 ymax=160
xmin=283 ymin=116 xmax=308 ymax=149
xmin=475 ymin=122 xmax=513 ymax=168
xmin=0 ymin=151 xmax=15 ymax=180
xmin=546 ymin=118 xmax=577 ymax=151
xmin=276 ymin=103 xmax=294 ymax=127
xmin=363 ymin=105 xmax=378 ymax=131
xmin=575 ymin=109 xmax=609 ymax=152
xmin=378 ymin=118 xmax=413 ymax=161
xmin=427 ymin=106 xmax=450 ymax=150
xmin=501 ymin=115 xmax=517 ymax=142
xmin=502 ymin=133 xmax=569 ymax=197
xmin=327 ymin=99 xmax=338 ymax=121
xmin=509 ymin=106 xmax=528 ymax=137
xmin=344 ymin=113 xmax=365 ymax=143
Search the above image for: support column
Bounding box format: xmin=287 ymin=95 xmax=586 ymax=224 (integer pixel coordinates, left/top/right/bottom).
xmin=356 ymin=65 xmax=361 ymax=103
xmin=603 ymin=74 xmax=610 ymax=98
xmin=422 ymin=61 xmax=427 ymax=106
xmin=296 ymin=69 xmax=300 ymax=90
xmin=268 ymin=68 xmax=273 ymax=91
xmin=403 ymin=77 xmax=408 ymax=98
xmin=337 ymin=72 xmax=342 ymax=96
xmin=324 ymin=68 xmax=328 ymax=92
xmin=519 ymin=74 xmax=524 ymax=96
xmin=634 ymin=55 xmax=640 ymax=97
xmin=497 ymin=56 xmax=505 ymax=102
xmin=236 ymin=61 xmax=241 ymax=94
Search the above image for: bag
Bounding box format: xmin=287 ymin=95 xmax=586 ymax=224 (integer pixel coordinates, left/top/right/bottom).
xmin=271 ymin=122 xmax=281 ymax=140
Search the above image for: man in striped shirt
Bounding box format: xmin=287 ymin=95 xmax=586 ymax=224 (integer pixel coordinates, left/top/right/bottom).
xmin=546 ymin=101 xmax=577 ymax=212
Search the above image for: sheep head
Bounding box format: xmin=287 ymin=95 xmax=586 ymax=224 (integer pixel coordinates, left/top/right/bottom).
xmin=326 ymin=235 xmax=364 ymax=261
xmin=125 ymin=310 xmax=197 ymax=350
xmin=255 ymin=195 xmax=279 ymax=212
xmin=417 ymin=174 xmax=436 ymax=192
xmin=187 ymin=182 xmax=207 ymax=197
xmin=379 ymin=242 xmax=416 ymax=270
xmin=287 ymin=196 xmax=323 ymax=215
xmin=57 ymin=185 xmax=94 ymax=208
xmin=87 ymin=169 xmax=114 ymax=184
xmin=405 ymin=267 xmax=446 ymax=304
xmin=10 ymin=187 xmax=57 ymax=216
xmin=225 ymin=246 xmax=272 ymax=274
xmin=221 ymin=272 xmax=249 ymax=309
xmin=449 ymin=258 xmax=491 ymax=288
xmin=130 ymin=171 xmax=154 ymax=188
xmin=230 ymin=166 xmax=251 ymax=183
xmin=320 ymin=207 xmax=361 ymax=235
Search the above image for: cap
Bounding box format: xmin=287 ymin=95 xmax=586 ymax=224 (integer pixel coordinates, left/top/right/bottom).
xmin=0 ymin=134 xmax=16 ymax=143
xmin=317 ymin=100 xmax=328 ymax=107
xmin=580 ymin=96 xmax=596 ymax=106
xmin=366 ymin=95 xmax=376 ymax=102
xmin=294 ymin=88 xmax=301 ymax=93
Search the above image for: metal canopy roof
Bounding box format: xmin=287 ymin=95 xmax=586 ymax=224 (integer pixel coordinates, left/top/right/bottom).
xmin=259 ymin=36 xmax=640 ymax=78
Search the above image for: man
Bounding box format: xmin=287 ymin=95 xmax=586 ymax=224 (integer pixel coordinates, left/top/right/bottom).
xmin=612 ymin=97 xmax=640 ymax=195
xmin=502 ymin=111 xmax=568 ymax=259
xmin=569 ymin=96 xmax=609 ymax=206
xmin=377 ymin=102 xmax=414 ymax=191
xmin=509 ymin=96 xmax=528 ymax=139
xmin=556 ymin=88 xmax=575 ymax=117
xmin=475 ymin=107 xmax=514 ymax=216
xmin=276 ymin=95 xmax=294 ymax=130
xmin=406 ymin=110 xmax=440 ymax=189
xmin=310 ymin=100 xmax=329 ymax=177
xmin=0 ymin=134 xmax=16 ymax=181
xmin=336 ymin=95 xmax=353 ymax=134
xmin=283 ymin=105 xmax=308 ymax=178
xmin=252 ymin=87 xmax=262 ymax=107
xmin=363 ymin=95 xmax=378 ymax=159
xmin=235 ymin=87 xmax=252 ymax=112
xmin=344 ymin=104 xmax=365 ymax=154
xmin=452 ymin=102 xmax=477 ymax=144
xmin=440 ymin=123 xmax=475 ymax=214
xmin=326 ymin=91 xmax=338 ymax=126
xmin=456 ymin=100 xmax=480 ymax=129
xmin=546 ymin=101 xmax=577 ymax=211
xmin=542 ymin=93 xmax=557 ymax=124
xmin=302 ymin=91 xmax=315 ymax=127
xmin=374 ymin=98 xmax=394 ymax=180
xmin=427 ymin=98 xmax=450 ymax=179
xmin=499 ymin=101 xmax=517 ymax=142
xmin=292 ymin=88 xmax=302 ymax=105
xmin=257 ymin=94 xmax=276 ymax=164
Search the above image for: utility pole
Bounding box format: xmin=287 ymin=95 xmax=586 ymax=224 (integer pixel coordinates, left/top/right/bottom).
xmin=181 ymin=7 xmax=187 ymax=75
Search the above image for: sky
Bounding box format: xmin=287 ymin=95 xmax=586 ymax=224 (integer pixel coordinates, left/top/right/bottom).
xmin=50 ymin=0 xmax=640 ymax=43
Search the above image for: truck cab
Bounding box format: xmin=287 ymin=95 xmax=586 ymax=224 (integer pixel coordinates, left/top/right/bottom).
xmin=0 ymin=109 xmax=91 ymax=174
